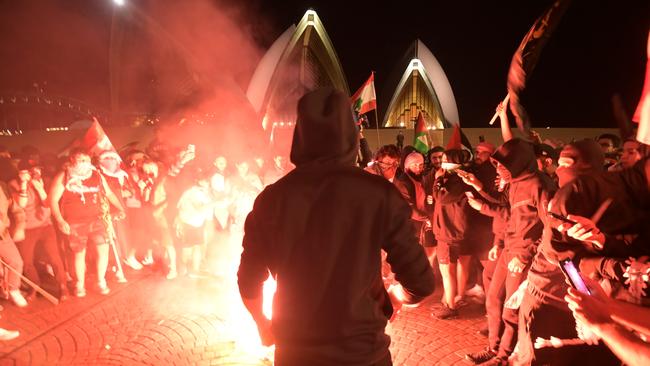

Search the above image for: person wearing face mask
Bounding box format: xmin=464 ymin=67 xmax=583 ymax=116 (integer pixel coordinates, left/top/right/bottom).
xmin=365 ymin=145 xmax=401 ymax=183
xmin=431 ymin=149 xmax=477 ymax=320
xmin=98 ymin=150 xmax=137 ymax=277
xmin=515 ymin=141 xmax=649 ymax=366
xmin=465 ymin=138 xmax=556 ymax=365
xmin=49 ymin=149 xmax=125 ymax=297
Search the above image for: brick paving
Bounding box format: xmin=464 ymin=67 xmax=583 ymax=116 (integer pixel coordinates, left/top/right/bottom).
xmin=0 ymin=269 xmax=489 ymax=365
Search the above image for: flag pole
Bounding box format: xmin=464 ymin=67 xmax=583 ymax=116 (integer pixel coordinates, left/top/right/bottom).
xmin=489 ymin=93 xmax=510 ymax=125
xmin=372 ymin=71 xmax=380 ymax=149
xmin=373 ymin=108 xmax=381 ymax=149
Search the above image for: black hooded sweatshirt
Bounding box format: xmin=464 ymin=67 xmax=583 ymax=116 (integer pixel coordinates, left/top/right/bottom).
xmin=528 ymin=158 xmax=650 ymax=298
xmin=491 ymin=138 xmax=557 ymax=263
xmin=238 ymin=88 xmax=435 ymax=366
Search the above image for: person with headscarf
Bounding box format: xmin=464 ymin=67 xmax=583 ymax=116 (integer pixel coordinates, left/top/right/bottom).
xmin=395 ymin=152 xmax=431 ymax=248
xmin=238 ymin=88 xmax=435 ymax=365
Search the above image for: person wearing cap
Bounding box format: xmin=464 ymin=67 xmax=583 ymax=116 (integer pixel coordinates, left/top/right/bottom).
xmin=238 ymin=88 xmax=435 ymax=365
xmin=10 ymin=160 xmax=68 ymax=301
xmin=534 ymin=143 xmax=559 ymax=183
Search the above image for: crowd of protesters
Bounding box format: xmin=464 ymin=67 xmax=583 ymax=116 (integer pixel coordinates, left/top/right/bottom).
xmin=358 ymin=100 xmax=650 ymax=366
xmin=0 ymin=135 xmax=292 ymax=341
xmin=0 ymin=94 xmax=649 ymax=365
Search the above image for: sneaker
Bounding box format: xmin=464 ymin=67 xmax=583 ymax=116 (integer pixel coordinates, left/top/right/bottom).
xmin=8 ymin=290 xmax=27 ymax=308
xmin=466 ymin=348 xmax=497 ymax=364
xmin=478 ymin=356 xmax=508 ymax=366
xmin=124 ymin=257 xmax=143 ymax=271
xmin=116 ymin=272 xmax=128 ymax=283
xmin=141 ymin=254 xmax=154 ymax=266
xmin=166 ymin=268 xmax=177 ymax=280
xmin=98 ymin=282 xmax=110 ymax=295
xmin=75 ymin=286 xmax=87 ymax=298
xmin=432 ymin=305 xmax=458 ymax=320
xmin=466 ymin=284 xmax=486 ymax=304
xmin=454 ymin=295 xmax=469 ymax=308
xmin=0 ymin=328 xmax=20 ymax=341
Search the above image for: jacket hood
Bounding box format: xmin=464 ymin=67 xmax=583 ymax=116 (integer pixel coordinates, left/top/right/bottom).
xmin=491 ymin=138 xmax=537 ymax=178
xmin=290 ymin=88 xmax=359 ymax=167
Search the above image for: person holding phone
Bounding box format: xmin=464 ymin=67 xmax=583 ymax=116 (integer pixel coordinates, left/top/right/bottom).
xmin=566 ymin=278 xmax=650 ymax=366
xmin=516 ymin=142 xmax=648 ymax=365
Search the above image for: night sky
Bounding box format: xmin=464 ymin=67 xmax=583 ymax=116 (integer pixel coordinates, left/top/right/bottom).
xmin=0 ymin=0 xmax=648 ymax=130
xmin=257 ymin=0 xmax=649 ymax=128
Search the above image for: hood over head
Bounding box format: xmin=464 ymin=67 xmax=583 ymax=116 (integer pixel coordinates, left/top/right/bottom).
xmin=290 ymin=88 xmax=359 ymax=167
xmin=491 ymin=138 xmax=537 ymax=178
xmin=556 ymin=139 xmax=604 ymax=186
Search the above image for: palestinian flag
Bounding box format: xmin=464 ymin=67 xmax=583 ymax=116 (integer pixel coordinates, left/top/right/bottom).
xmin=351 ymin=72 xmax=377 ymax=116
xmin=446 ymin=125 xmax=472 ymax=153
xmin=507 ymin=0 xmax=571 ymax=133
xmin=413 ymin=112 xmax=429 ymax=154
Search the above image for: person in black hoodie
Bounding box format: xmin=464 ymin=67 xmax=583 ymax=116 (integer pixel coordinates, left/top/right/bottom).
xmin=238 ymin=88 xmax=435 ymax=366
xmin=431 ymin=149 xmax=476 ymax=319
xmin=516 ymin=142 xmax=649 ymax=366
xmin=466 ymin=138 xmax=556 ymax=365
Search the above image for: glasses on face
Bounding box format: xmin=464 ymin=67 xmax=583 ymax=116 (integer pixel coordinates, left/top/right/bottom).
xmin=376 ymin=160 xmax=398 ymax=168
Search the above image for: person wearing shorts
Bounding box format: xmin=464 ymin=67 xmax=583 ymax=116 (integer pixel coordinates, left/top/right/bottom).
xmin=50 ymin=149 xmax=125 ymax=297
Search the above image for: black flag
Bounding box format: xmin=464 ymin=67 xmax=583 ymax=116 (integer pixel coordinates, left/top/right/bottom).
xmin=507 ymin=0 xmax=571 ymax=133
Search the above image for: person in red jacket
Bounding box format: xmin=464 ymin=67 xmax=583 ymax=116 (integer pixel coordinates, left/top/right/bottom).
xmin=238 ymin=88 xmax=435 ymax=366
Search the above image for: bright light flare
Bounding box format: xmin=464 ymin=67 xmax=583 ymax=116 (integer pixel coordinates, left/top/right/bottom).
xmin=263 ymin=274 xmax=276 ymax=319
xmin=113 ymin=0 xmax=125 ymax=6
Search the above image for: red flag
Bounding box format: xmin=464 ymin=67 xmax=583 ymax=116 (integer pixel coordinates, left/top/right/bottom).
xmin=507 ymin=0 xmax=571 ymax=133
xmin=66 ymin=118 xmax=118 ymax=158
xmin=634 ymin=31 xmax=650 ymax=145
xmin=446 ymin=125 xmax=472 ymax=152
xmin=351 ymin=72 xmax=377 ymax=115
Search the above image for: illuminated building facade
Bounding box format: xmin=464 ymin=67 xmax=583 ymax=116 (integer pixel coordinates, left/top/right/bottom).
xmin=382 ymin=40 xmax=459 ymax=130
xmin=246 ymin=10 xmax=349 ymax=148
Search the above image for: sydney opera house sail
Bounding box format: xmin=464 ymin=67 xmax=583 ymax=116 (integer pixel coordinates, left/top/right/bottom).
xmin=246 ymin=10 xmax=349 ymax=133
xmin=382 ymin=40 xmax=459 ymax=130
